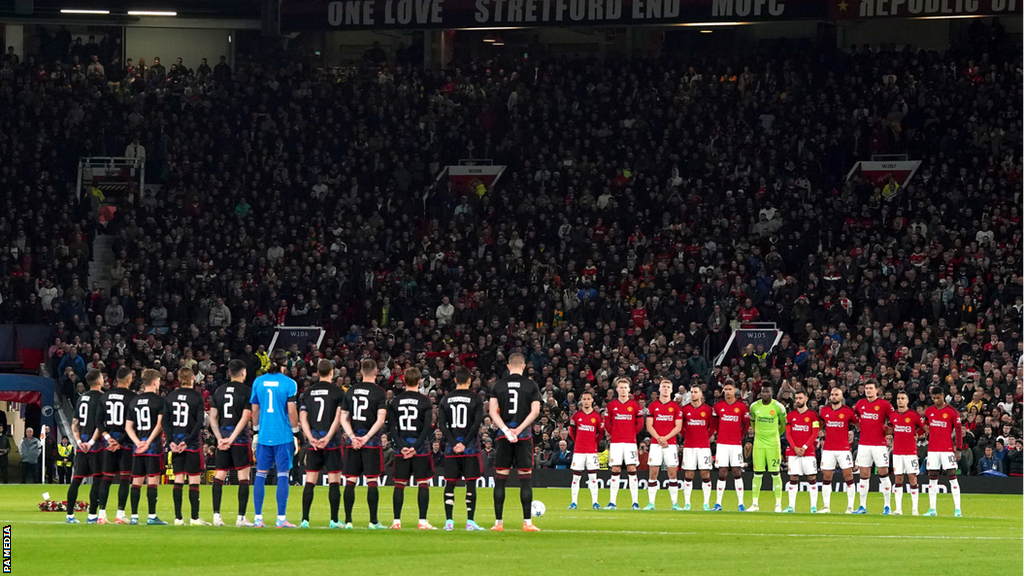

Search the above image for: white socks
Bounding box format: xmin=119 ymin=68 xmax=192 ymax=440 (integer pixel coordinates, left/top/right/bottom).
xmin=928 ymin=478 xmax=938 ymax=509
xmin=716 ymin=479 xmax=726 ymax=505
xmin=627 ymin=473 xmax=639 ymax=505
xmin=683 ymin=480 xmax=693 ymax=505
xmin=894 ymin=484 xmax=903 ymax=513
xmin=571 ymin=473 xmax=581 ymax=504
xmin=588 ymin=473 xmax=599 ymax=505
xmin=787 ymin=481 xmax=798 ymax=508
xmin=858 ymin=479 xmax=869 ymax=508
xmin=702 ymin=480 xmax=711 ymax=506
xmin=648 ymin=481 xmax=658 ymax=506
xmin=880 ymin=476 xmax=892 ymax=509
xmin=668 ymin=481 xmax=679 ymax=505
xmin=950 ymin=478 xmax=961 ymax=510
xmin=822 ymin=482 xmax=832 ymax=509
xmin=609 ymin=475 xmax=620 ymax=506
xmin=809 ymin=481 xmax=818 ymax=510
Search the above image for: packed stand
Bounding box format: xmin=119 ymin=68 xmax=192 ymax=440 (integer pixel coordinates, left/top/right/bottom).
xmin=1 ymin=29 xmax=1021 ymax=479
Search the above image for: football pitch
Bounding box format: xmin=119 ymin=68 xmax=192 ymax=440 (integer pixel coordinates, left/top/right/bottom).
xmin=1 ymin=485 xmax=1020 ymax=576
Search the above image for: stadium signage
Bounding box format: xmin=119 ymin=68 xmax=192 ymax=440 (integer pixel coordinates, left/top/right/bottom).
xmin=832 ymin=0 xmax=1020 ymax=17
xmin=282 ymin=0 xmax=824 ymax=30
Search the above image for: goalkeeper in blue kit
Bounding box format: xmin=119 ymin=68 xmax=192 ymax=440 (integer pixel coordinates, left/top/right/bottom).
xmin=250 ymin=350 xmax=300 ymax=528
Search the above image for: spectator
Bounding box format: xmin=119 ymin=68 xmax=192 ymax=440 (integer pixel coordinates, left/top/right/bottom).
xmin=124 ymin=137 xmax=146 ymax=159
xmin=435 ymin=297 xmax=454 ymax=327
xmin=57 ymin=348 xmax=86 ymax=381
xmin=1006 ymin=440 xmax=1024 ymax=477
xmin=977 ymin=445 xmax=1004 ymax=475
xmin=19 ymin=428 xmax=42 ymax=483
xmin=213 ymin=55 xmax=230 ymax=83
xmin=86 ymin=54 xmax=104 ymax=80
xmin=431 ymin=440 xmax=444 ymax=469
xmin=535 ymin=444 xmax=554 ymax=469
xmin=381 ymin=435 xmax=394 ymax=470
xmin=554 ymin=440 xmax=572 ymax=469
xmin=0 ymin=424 xmax=9 ymax=483
xmin=56 ymin=436 xmax=73 ymax=484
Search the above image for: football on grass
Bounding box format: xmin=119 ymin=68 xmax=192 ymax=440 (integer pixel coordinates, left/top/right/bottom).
xmin=531 ymin=500 xmax=546 ymax=517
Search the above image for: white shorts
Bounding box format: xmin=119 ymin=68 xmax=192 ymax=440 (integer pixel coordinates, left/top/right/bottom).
xmin=893 ymin=454 xmax=920 ymax=475
xmin=856 ymin=445 xmax=890 ymax=469
xmin=787 ymin=456 xmax=818 ymax=476
xmin=715 ymin=444 xmax=744 ymax=469
xmin=926 ymin=451 xmax=957 ymax=471
xmin=821 ymin=450 xmax=854 ymax=470
xmin=570 ymin=452 xmax=599 ymax=471
xmin=647 ymin=444 xmax=679 ymax=468
xmin=682 ymin=447 xmax=713 ymax=471
xmin=609 ymin=443 xmax=639 ymax=467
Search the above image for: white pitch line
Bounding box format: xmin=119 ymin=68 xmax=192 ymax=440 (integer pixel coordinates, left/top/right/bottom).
xmin=544 ymin=529 xmax=1018 ymax=541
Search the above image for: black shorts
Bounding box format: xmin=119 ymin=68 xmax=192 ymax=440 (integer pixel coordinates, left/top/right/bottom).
xmin=343 ymin=447 xmax=382 ymax=478
xmin=74 ymin=451 xmax=102 ymax=478
xmin=443 ymin=455 xmax=482 ymax=482
xmin=132 ymin=454 xmax=163 ymax=478
xmin=495 ymin=437 xmax=534 ymax=471
xmin=103 ymin=448 xmax=134 ymax=475
xmin=305 ymin=447 xmax=342 ymax=474
xmin=171 ymin=450 xmax=202 ymax=476
xmin=215 ymin=445 xmax=253 ymax=471
xmin=393 ymin=454 xmax=434 ymax=483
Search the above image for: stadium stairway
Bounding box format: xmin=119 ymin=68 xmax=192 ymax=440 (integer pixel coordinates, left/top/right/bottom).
xmin=88 ymin=233 xmax=116 ymax=292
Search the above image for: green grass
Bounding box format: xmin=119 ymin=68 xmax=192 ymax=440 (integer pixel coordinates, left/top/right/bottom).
xmin=1 ymin=484 xmax=1020 ymax=575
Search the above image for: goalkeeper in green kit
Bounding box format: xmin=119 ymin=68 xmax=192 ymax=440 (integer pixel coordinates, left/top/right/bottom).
xmin=747 ymin=385 xmax=787 ymax=512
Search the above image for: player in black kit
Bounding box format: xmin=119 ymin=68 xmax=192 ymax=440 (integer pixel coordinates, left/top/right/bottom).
xmin=97 ymin=367 xmax=137 ymax=524
xmin=488 ymin=353 xmax=542 ymax=532
xmin=66 ymin=369 xmax=105 ymax=523
xmin=299 ymin=360 xmax=345 ymax=528
xmin=209 ymin=359 xmax=254 ymax=527
xmin=165 ymin=367 xmax=208 ymax=525
xmin=340 ymin=359 xmax=388 ymax=528
xmin=388 ymin=367 xmax=436 ymax=530
xmin=438 ymin=366 xmax=485 ymax=531
xmin=126 ymin=369 xmax=168 ymax=525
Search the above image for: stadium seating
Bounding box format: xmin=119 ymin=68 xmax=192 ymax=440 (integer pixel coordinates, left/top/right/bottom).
xmin=1 ymin=29 xmax=1020 ymax=477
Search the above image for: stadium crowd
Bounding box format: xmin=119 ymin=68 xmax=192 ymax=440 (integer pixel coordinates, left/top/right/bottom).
xmin=0 ymin=25 xmax=1021 ymax=482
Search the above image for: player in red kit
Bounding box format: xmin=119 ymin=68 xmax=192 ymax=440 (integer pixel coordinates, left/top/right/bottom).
xmin=853 ymin=380 xmax=894 ymax=514
xmin=604 ymin=377 xmax=643 ymax=510
xmin=568 ymin=391 xmax=604 ymax=510
xmin=644 ymin=379 xmax=683 ymax=510
xmin=680 ymin=385 xmax=714 ymax=511
xmin=712 ymin=380 xmax=749 ymax=511
xmin=818 ymin=388 xmax=858 ymax=514
xmin=889 ymin=391 xmax=925 ymax=516
xmin=923 ymin=387 xmax=964 ymax=517
xmin=783 ymin=391 xmax=820 ymax=513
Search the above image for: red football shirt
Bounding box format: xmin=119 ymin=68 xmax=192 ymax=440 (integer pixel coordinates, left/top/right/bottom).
xmin=569 ymin=410 xmax=604 ymax=454
xmin=854 ymin=398 xmax=893 ymax=446
xmin=712 ymin=400 xmax=749 ymax=446
xmin=681 ymin=402 xmax=714 ymax=449
xmin=605 ymin=399 xmax=643 ymax=443
xmin=819 ymin=405 xmax=858 ymax=451
xmin=646 ymin=400 xmax=683 ymax=445
xmin=785 ymin=409 xmax=820 ymax=457
xmin=924 ymin=405 xmax=963 ymax=452
xmin=889 ymin=410 xmax=924 ymax=456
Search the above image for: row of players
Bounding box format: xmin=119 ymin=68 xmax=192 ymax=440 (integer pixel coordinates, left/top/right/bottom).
xmin=571 ymin=377 xmax=963 ymax=517
xmin=67 ymin=355 xmax=494 ymax=529
xmin=64 ymin=352 xmax=963 ymax=531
